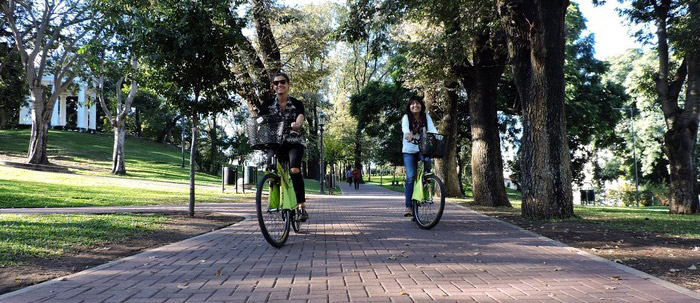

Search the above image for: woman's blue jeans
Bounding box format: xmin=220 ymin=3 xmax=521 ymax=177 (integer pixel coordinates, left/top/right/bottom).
xmin=403 ymin=153 xmax=431 ymax=208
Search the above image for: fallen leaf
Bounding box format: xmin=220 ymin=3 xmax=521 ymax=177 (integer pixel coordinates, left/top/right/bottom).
xmin=604 ymin=286 xmax=616 ymax=290
xmin=669 ymin=268 xmax=680 ymax=273
xmin=692 ymin=247 xmax=699 ymax=252
xmin=554 ymin=268 xmax=562 ymax=271
xmin=688 ymin=265 xmax=697 ymax=270
xmin=610 ymin=276 xmax=621 ymax=280
xmin=613 ymin=259 xmax=624 ymax=264
xmin=388 ymin=256 xmax=397 ymax=260
xmin=177 ymin=284 xmax=188 ymax=289
xmin=400 ymin=292 xmax=408 ymax=296
xmin=215 ymin=270 xmax=222 ymax=276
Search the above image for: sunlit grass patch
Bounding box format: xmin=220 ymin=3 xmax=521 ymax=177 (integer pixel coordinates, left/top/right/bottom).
xmin=0 ymin=166 xmax=246 ymax=208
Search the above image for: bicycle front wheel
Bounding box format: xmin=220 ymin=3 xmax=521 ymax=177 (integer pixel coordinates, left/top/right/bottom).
xmin=413 ymin=174 xmax=445 ymax=230
xmin=256 ymin=173 xmax=290 ymax=247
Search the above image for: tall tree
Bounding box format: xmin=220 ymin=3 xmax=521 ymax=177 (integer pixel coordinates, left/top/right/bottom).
xmin=94 ymin=57 xmax=138 ymax=175
xmin=380 ymin=0 xmax=511 ymax=201
xmin=497 ymin=0 xmax=574 ymax=219
xmin=1 ymin=0 xmax=98 ymax=164
xmin=337 ymin=0 xmax=392 ymax=174
xmin=86 ymin=0 xmax=150 ymax=175
xmin=232 ymin=0 xmax=281 ymax=116
xmin=142 ymin=0 xmax=242 ymax=216
xmin=349 ymin=80 xmax=408 ymax=169
xmin=616 ymin=0 xmax=699 ymax=214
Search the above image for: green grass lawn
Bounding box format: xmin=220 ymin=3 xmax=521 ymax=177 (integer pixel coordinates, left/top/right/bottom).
xmin=0 ymin=165 xmax=252 ymax=208
xmin=363 ymin=174 xmax=405 ymax=193
xmin=454 ymin=198 xmax=700 ymax=239
xmin=0 ymin=213 xmax=168 ymax=265
xmin=0 ymin=129 xmax=220 ymax=186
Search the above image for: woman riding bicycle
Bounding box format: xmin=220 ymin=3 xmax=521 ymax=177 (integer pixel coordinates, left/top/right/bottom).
xmin=258 ymin=72 xmax=308 ymax=221
xmin=401 ymin=95 xmax=438 ymax=217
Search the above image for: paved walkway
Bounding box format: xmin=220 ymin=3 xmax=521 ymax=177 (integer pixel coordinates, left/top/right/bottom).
xmin=2 ymin=182 xmax=700 ymax=302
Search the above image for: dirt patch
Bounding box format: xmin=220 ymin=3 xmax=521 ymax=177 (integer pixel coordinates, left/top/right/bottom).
xmin=468 ymin=206 xmax=700 ymax=293
xmin=0 ymin=212 xmax=243 ymax=295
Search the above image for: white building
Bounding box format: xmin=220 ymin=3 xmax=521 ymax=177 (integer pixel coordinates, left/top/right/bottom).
xmin=19 ymin=75 xmax=97 ymax=131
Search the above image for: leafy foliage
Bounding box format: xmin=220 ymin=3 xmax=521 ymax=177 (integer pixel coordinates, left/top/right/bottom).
xmin=349 ymin=80 xmax=408 ymax=166
xmin=0 ymin=32 xmax=26 ymax=128
xmin=564 ymin=3 xmax=627 ymax=184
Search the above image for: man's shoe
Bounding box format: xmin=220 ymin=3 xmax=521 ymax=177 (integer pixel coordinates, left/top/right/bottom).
xmin=299 ymin=208 xmax=309 ymax=222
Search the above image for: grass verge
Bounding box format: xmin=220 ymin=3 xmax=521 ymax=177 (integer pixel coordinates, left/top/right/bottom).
xmin=453 ymin=199 xmax=700 ymax=239
xmin=0 ymin=213 xmax=167 ymax=265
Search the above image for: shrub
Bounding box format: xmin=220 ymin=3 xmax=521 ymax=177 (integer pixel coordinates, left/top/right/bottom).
xmin=607 ymin=181 xmax=654 ymax=207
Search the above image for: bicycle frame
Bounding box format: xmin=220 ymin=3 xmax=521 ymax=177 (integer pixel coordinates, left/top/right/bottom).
xmin=411 ymin=160 xmax=432 ymax=203
xmin=264 ymin=151 xmax=297 ymax=211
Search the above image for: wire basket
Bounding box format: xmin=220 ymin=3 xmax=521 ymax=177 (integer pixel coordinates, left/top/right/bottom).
xmin=247 ymin=115 xmax=286 ymax=150
xmin=420 ymin=133 xmax=447 ymax=158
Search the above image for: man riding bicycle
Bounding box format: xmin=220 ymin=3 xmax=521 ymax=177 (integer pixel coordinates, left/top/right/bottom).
xmin=257 ymin=72 xmax=309 ymax=221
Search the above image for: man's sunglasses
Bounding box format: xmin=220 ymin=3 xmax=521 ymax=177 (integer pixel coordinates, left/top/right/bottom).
xmin=273 ymin=80 xmax=287 ymax=85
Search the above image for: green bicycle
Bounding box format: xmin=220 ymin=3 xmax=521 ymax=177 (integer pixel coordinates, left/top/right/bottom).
xmin=256 ymin=151 xmax=304 ymax=247
xmin=249 ymin=115 xmax=304 ymax=248
xmin=410 ymin=133 xmax=446 ymax=229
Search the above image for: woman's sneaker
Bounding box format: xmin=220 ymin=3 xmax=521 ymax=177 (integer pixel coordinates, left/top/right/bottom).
xmin=299 ymin=208 xmax=309 ymax=222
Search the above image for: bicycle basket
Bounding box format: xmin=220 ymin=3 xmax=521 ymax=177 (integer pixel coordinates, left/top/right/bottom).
xmin=420 ymin=133 xmax=447 ymax=158
xmin=246 ymin=115 xmax=285 ymax=150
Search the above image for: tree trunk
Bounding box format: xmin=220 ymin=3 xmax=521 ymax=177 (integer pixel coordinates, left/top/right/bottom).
xmin=434 ymin=82 xmax=463 ymax=197
xmin=665 ymin=53 xmax=699 ymax=214
xmin=498 ymin=0 xmax=573 ymax=219
xmin=469 ymin=44 xmax=511 ymax=207
xmin=209 ymin=114 xmax=218 ymax=174
xmin=455 ymin=147 xmax=466 ymax=197
xmin=354 ymin=127 xmax=363 ymax=174
xmin=27 ymin=87 xmax=54 ymax=164
xmin=112 ymin=125 xmax=127 ymax=175
xmin=157 ymin=116 xmax=179 ymax=143
xmin=134 ymin=108 xmax=142 ymax=137
xmin=652 ymin=2 xmax=699 ymax=214
xmin=252 ymin=0 xmax=281 ymax=76
xmin=189 ymin=114 xmax=198 ymax=217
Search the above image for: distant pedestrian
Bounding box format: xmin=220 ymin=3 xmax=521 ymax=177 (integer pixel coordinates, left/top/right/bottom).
xmin=346 ymin=168 xmax=353 ymax=186
xmin=352 ymin=167 xmax=361 ymax=190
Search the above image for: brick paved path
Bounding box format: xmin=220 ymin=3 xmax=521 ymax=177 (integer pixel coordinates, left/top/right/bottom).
xmin=2 ymin=182 xmax=699 ymax=302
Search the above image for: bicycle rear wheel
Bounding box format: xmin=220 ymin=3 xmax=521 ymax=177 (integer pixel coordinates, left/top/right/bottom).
xmin=256 ymin=173 xmax=290 ymax=247
xmin=413 ymin=174 xmax=445 ymax=230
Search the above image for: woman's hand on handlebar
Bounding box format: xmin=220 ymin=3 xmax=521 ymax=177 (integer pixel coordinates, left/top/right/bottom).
xmin=404 ymin=132 xmax=412 ymax=141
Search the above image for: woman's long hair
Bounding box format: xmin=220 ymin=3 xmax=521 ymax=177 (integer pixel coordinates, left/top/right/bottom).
xmin=406 ymin=96 xmax=427 ymax=135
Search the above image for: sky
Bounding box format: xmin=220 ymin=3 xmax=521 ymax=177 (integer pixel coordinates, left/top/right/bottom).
xmin=282 ymin=0 xmax=644 ymax=61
